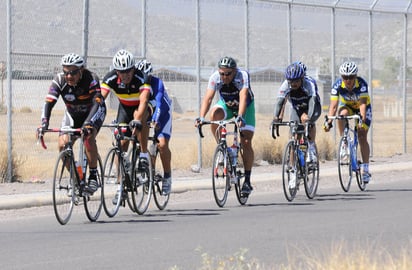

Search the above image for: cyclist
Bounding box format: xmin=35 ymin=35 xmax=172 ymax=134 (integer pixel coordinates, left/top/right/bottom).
xmin=136 ymin=59 xmax=173 ymax=195
xmin=40 ymin=53 xmax=106 ymax=194
xmin=324 ymin=61 xmax=372 ymax=183
xmin=101 ymin=49 xmax=152 ymax=172
xmin=195 ymin=56 xmax=256 ymax=195
xmin=272 ymin=62 xmax=321 ymax=187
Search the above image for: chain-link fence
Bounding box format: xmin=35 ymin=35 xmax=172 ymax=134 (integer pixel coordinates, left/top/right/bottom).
xmin=1 ymin=0 xmax=412 ymax=182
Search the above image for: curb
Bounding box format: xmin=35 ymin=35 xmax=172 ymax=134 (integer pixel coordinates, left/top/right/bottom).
xmin=0 ymin=160 xmax=410 ymax=210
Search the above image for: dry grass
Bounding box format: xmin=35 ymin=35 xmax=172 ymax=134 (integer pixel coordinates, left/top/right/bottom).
xmin=169 ymin=241 xmax=412 ymax=270
xmin=0 ymin=108 xmax=411 ymax=181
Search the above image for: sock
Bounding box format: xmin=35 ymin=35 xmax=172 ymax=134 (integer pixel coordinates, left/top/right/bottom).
xmin=363 ymin=163 xmax=369 ymax=173
xmin=139 ymin=152 xmax=149 ymax=159
xmin=245 ymin=170 xmax=251 ymax=184
xmin=89 ymin=168 xmax=97 ymax=175
xmin=164 ymin=172 xmax=171 ymax=179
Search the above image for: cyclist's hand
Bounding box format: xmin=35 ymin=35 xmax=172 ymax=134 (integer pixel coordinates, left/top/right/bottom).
xmin=195 ymin=117 xmax=205 ymax=127
xmin=272 ymin=117 xmax=282 ymax=125
xmin=82 ymin=122 xmax=94 ymax=136
xmin=129 ymin=120 xmax=142 ymax=130
xmin=40 ymin=118 xmax=49 ymax=133
xmin=235 ymin=115 xmax=245 ymax=127
xmin=359 ymin=122 xmax=368 ymax=131
xmin=323 ymin=120 xmax=332 ymax=132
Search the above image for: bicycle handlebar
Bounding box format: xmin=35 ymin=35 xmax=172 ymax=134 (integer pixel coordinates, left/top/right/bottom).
xmin=271 ymin=121 xmax=310 ymax=140
xmin=36 ymin=127 xmax=83 ymax=150
xmin=324 ymin=114 xmax=362 ymax=127
xmin=196 ymin=119 xmax=237 ymax=138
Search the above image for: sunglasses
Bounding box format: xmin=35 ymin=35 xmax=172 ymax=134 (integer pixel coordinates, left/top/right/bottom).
xmin=63 ymin=68 xmax=80 ymax=76
xmin=219 ymin=71 xmax=232 ymax=77
xmin=342 ymin=75 xmax=356 ymax=80
xmin=287 ymin=79 xmax=301 ymax=84
xmin=117 ymin=67 xmax=134 ymax=74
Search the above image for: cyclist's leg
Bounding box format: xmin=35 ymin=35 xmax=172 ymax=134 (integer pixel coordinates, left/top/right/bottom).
xmin=336 ymin=106 xmax=351 ymax=136
xmin=240 ymin=101 xmax=255 ymax=194
xmin=358 ymin=106 xmax=372 ymax=181
xmin=210 ymin=101 xmax=231 ymax=143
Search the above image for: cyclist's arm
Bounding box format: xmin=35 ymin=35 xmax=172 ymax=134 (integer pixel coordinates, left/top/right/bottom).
xmin=273 ymin=96 xmax=286 ymax=120
xmin=134 ymin=84 xmax=151 ymax=122
xmin=100 ymin=82 xmax=111 ymax=100
xmin=327 ymin=98 xmax=338 ymax=117
xmin=41 ymin=78 xmax=61 ymax=122
xmin=359 ymin=97 xmax=368 ymax=122
xmin=237 ymin=87 xmax=248 ymax=118
xmin=199 ymin=88 xmax=215 ymax=118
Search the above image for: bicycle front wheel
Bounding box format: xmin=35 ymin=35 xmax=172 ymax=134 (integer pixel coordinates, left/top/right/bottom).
xmin=338 ymin=137 xmax=352 ymax=192
xmin=102 ymin=148 xmax=124 ymax=218
xmin=304 ymin=144 xmax=319 ymax=199
xmin=234 ymin=148 xmax=248 ymax=205
xmin=356 ymin=161 xmax=366 ymax=191
xmin=282 ymin=141 xmax=298 ymax=202
xmin=84 ymin=154 xmax=103 ymax=222
xmin=132 ymin=154 xmax=153 ymax=215
xmin=152 ymin=151 xmax=169 ymax=210
xmin=52 ymin=150 xmax=75 ymax=225
xmin=212 ymin=146 xmax=230 ymax=207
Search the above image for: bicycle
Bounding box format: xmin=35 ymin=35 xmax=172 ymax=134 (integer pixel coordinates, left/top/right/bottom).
xmin=197 ymin=119 xmax=249 ymax=207
xmin=148 ymin=126 xmax=170 ymax=210
xmin=101 ymin=121 xmax=153 ymax=217
xmin=271 ymin=121 xmax=319 ymax=201
xmin=324 ymin=114 xmax=366 ymax=192
xmin=37 ymin=126 xmax=103 ymax=225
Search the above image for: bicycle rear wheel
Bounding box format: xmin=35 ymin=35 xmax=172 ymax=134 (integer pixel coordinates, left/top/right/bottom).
xmin=152 ymin=151 xmax=169 ymax=210
xmin=338 ymin=137 xmax=352 ymax=192
xmin=102 ymin=148 xmax=124 ymax=217
xmin=282 ymin=141 xmax=298 ymax=202
xmin=52 ymin=150 xmax=75 ymax=225
xmin=212 ymin=146 xmax=230 ymax=207
xmin=132 ymin=153 xmax=153 ymax=215
xmin=84 ymin=155 xmax=103 ymax=222
xmin=304 ymin=144 xmax=319 ymax=199
xmin=234 ymin=148 xmax=248 ymax=205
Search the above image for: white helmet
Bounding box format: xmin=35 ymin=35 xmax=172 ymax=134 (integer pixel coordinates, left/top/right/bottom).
xmin=61 ymin=53 xmax=84 ymax=67
xmin=112 ymin=49 xmax=135 ymax=70
xmin=339 ymin=61 xmax=358 ymax=76
xmin=136 ymin=59 xmax=153 ymax=74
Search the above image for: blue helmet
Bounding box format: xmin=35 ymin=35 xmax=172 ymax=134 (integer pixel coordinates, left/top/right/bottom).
xmin=285 ymin=63 xmax=305 ymax=80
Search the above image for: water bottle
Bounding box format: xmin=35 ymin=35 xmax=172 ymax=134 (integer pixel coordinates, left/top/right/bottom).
xmin=229 ymin=145 xmax=238 ymax=166
xmin=122 ymin=152 xmax=131 ymax=172
xmin=298 ymin=148 xmax=305 ymax=167
xmin=149 ymin=143 xmax=157 ymax=156
xmin=76 ymin=161 xmax=83 ymax=180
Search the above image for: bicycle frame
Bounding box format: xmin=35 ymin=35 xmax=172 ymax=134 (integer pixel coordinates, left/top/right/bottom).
xmin=37 ymin=126 xmax=103 ymax=225
xmin=197 ymin=119 xmax=248 ymax=207
xmin=325 ymin=114 xmax=365 ymax=191
xmin=271 ymin=120 xmax=319 ymax=201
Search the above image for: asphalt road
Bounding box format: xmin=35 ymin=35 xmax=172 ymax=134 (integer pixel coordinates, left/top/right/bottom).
xmin=0 ymin=165 xmax=412 ymax=269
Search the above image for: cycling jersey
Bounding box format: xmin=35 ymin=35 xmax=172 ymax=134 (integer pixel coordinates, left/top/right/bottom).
xmin=41 ymin=69 xmax=106 ymax=128
xmin=330 ymin=76 xmax=372 ymax=127
xmin=149 ymin=75 xmax=172 ymax=140
xmin=274 ymin=76 xmax=321 ymax=122
xmin=101 ymin=68 xmax=152 ymax=108
xmin=331 ymin=77 xmax=371 ymax=110
xmin=207 ymin=69 xmax=254 ymax=110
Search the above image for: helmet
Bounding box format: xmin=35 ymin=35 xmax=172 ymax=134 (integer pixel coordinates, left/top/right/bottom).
xmin=61 ymin=53 xmax=84 ymax=67
xmin=136 ymin=59 xmax=153 ymax=74
xmin=294 ymin=61 xmax=307 ymax=73
xmin=112 ymin=49 xmax=135 ymax=71
xmin=284 ymin=62 xmax=305 ymax=80
xmin=218 ymin=56 xmax=237 ymax=69
xmin=339 ymin=61 xmax=358 ymax=76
